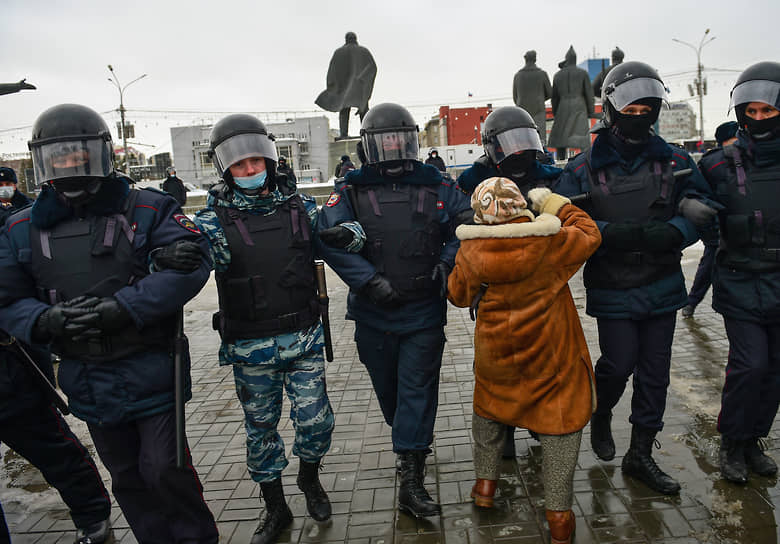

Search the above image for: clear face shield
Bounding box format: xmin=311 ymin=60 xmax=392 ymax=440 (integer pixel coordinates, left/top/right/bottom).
xmin=603 ymin=77 xmax=669 ymax=111
xmin=361 ymin=129 xmax=419 ymax=164
xmin=729 ymin=80 xmax=780 ymax=111
xmin=30 ymin=138 xmax=112 ymax=186
xmin=212 ymin=132 xmax=278 ymax=175
xmin=485 ymin=127 xmax=543 ymax=164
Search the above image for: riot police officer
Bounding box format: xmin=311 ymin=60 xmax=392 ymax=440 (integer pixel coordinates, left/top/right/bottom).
xmin=699 ymin=61 xmax=780 ymax=484
xmin=457 ymin=106 xmax=561 ymax=197
xmin=0 ymin=104 xmax=218 ymax=542
xmin=0 ymin=166 xmax=113 ymax=543
xmin=194 ymin=114 xmax=341 ymax=544
xmin=554 ymin=62 xmax=713 ymax=495
xmin=317 ymin=103 xmax=471 ymax=517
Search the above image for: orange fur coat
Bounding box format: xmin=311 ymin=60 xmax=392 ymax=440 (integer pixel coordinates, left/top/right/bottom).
xmin=448 ymin=197 xmax=602 ymax=435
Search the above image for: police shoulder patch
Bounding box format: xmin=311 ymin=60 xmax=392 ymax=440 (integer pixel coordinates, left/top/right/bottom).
xmin=436 ymin=201 xmax=444 ymax=209
xmin=173 ymin=213 xmax=200 ymax=233
xmin=326 ymin=193 xmax=341 ymax=207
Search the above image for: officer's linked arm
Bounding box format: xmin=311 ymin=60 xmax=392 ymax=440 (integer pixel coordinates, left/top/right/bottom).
xmin=151 ymin=240 xmax=204 ymax=272
xmin=317 ymin=221 xmax=365 ymax=252
xmin=31 ymin=296 xmax=102 ymax=343
xmin=359 ymin=274 xmax=402 ymax=309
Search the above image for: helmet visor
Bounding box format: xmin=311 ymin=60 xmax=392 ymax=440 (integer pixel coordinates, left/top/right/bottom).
xmin=31 ymin=138 xmax=111 ymax=185
xmin=362 ymin=130 xmax=419 ymax=164
xmin=729 ymin=80 xmax=780 ymax=111
xmin=604 ymin=77 xmax=668 ymax=111
xmin=213 ymin=132 xmax=278 ymax=175
xmin=488 ymin=127 xmax=543 ymax=164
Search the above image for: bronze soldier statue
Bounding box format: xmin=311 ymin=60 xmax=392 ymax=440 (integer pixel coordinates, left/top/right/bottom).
xmin=549 ymin=46 xmax=594 ymax=160
xmin=512 ymin=51 xmax=552 ymax=146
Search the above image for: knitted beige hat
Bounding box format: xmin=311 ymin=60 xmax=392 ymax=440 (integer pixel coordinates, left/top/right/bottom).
xmin=471 ymin=177 xmax=528 ymax=224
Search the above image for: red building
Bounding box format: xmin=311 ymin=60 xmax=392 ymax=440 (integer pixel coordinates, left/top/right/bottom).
xmin=438 ymin=105 xmax=493 ymax=145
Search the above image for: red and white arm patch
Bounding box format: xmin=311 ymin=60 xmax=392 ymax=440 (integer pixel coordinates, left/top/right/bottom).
xmin=326 ymin=193 xmax=341 ymax=207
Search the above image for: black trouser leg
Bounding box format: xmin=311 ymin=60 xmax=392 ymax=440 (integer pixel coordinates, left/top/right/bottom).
xmin=88 ymin=411 xmax=218 ymax=544
xmin=0 ymin=402 xmax=111 ymax=529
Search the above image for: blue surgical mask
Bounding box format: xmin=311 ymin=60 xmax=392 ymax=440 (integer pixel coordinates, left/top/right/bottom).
xmin=233 ymin=170 xmax=267 ymax=190
xmin=0 ymin=186 xmax=15 ymax=200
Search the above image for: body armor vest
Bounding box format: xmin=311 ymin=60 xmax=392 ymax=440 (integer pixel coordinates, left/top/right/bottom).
xmin=213 ymin=195 xmax=319 ymax=342
xmin=584 ymin=156 xmax=680 ymax=289
xmin=351 ymin=183 xmax=442 ymax=301
xmin=715 ymin=145 xmax=780 ymax=271
xmin=29 ymin=190 xmax=172 ymax=362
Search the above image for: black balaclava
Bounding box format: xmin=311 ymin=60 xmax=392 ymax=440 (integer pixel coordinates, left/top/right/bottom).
xmin=497 ymin=151 xmax=536 ymax=182
xmin=737 ymin=104 xmax=780 ymax=141
xmin=611 ymin=97 xmax=662 ymax=144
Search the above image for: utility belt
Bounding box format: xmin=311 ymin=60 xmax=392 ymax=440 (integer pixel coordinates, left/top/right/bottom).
xmin=601 ymin=250 xmax=680 ymax=266
xmin=53 ymin=324 xmax=173 ymax=363
xmin=584 ymin=250 xmax=680 ymax=290
xmin=213 ymin=299 xmax=320 ymax=342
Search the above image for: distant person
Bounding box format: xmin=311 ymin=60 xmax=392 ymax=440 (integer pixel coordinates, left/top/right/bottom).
xmin=316 ymin=32 xmax=377 ymax=139
xmin=335 ymin=154 xmax=356 ymax=177
xmin=277 ymin=156 xmax=297 ymax=183
xmin=512 ymin=50 xmax=553 ymax=146
xmin=0 ymin=166 xmax=31 ymax=225
xmin=682 ymin=120 xmax=739 ymax=318
xmin=424 ymin=149 xmax=446 ymax=172
xmin=162 ymin=166 xmax=187 ymax=207
xmin=592 ymin=47 xmax=625 ymax=98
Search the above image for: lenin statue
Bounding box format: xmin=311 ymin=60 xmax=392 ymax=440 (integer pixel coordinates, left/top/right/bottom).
xmin=592 ymin=47 xmax=625 ymax=98
xmin=316 ymin=32 xmax=377 ymax=139
xmin=549 ymin=46 xmax=594 ymax=160
xmin=512 ymin=50 xmax=552 ymax=145
xmin=0 ymin=79 xmax=36 ymax=96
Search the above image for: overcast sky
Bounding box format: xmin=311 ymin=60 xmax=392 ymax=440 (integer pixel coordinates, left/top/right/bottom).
xmin=2 ymin=0 xmax=779 ymax=157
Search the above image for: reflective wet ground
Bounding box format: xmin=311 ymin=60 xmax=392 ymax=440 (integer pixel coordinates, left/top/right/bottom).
xmin=2 ymin=243 xmax=779 ymax=543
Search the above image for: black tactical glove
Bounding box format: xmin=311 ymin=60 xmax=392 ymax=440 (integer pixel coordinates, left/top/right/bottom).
xmin=601 ymin=223 xmax=643 ymax=250
xmin=360 ymin=274 xmax=402 ymax=309
xmin=431 ymin=262 xmax=452 ymax=299
xmin=72 ymin=297 xmax=134 ymax=339
xmin=318 ymin=225 xmax=355 ymax=249
xmin=152 ymin=240 xmax=203 ymax=272
xmin=678 ymin=197 xmax=719 ymax=228
xmin=641 ymin=221 xmax=684 ymax=252
xmin=32 ymin=295 xmax=102 ymax=343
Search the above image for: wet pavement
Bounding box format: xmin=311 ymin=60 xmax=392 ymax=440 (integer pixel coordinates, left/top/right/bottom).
xmin=2 ymin=242 xmax=780 ymax=543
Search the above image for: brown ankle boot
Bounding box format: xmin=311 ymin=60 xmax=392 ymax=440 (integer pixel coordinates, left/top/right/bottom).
xmin=470 ymin=478 xmax=497 ymax=508
xmin=546 ymin=509 xmax=575 ymax=544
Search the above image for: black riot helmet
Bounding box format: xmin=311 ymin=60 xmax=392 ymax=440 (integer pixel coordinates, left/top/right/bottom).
xmin=208 ymin=114 xmax=278 ymax=183
xmin=481 ymin=106 xmax=543 ymax=166
xmin=729 ymin=61 xmax=780 ymax=139
xmin=28 ymin=104 xmax=114 ymax=193
xmin=359 ymin=103 xmax=419 ymax=168
xmin=601 ymin=61 xmax=668 ymax=129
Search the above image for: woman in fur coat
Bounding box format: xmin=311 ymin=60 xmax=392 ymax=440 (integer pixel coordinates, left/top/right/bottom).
xmin=448 ymin=177 xmax=601 ymax=544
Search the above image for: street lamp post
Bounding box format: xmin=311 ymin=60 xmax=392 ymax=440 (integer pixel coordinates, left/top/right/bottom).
xmin=672 ymin=29 xmax=716 ymax=142
xmin=107 ymin=65 xmax=147 ymax=173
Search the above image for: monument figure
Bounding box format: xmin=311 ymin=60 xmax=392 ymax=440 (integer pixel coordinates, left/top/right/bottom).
xmin=316 ymin=32 xmax=377 ymax=139
xmin=512 ymin=50 xmax=552 ymax=145
xmin=592 ymin=47 xmax=625 ymax=97
xmin=0 ymin=79 xmax=36 ymax=96
xmin=549 ymin=46 xmax=594 ymax=159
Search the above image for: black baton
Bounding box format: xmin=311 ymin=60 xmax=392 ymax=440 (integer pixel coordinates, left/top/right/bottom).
xmin=314 ymin=261 xmax=334 ymax=362
xmin=174 ymin=309 xmax=186 ymax=468
xmin=4 ymin=336 xmax=70 ymax=415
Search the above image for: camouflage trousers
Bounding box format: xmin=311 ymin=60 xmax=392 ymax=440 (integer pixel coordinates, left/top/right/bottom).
xmin=232 ymin=351 xmax=334 ymax=483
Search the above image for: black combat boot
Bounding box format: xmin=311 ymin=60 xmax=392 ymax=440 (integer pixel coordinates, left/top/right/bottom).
xmin=590 ymin=412 xmax=616 ymax=461
xmin=621 ymin=426 xmax=681 ymax=495
xmin=74 ymin=518 xmax=113 ymax=544
xmin=397 ymin=451 xmax=441 ymax=517
xmin=719 ymin=436 xmax=748 ymax=484
xmin=502 ymin=426 xmax=516 ymax=458
xmin=745 ymin=438 xmax=778 ymax=477
xmin=297 ymin=459 xmax=332 ymax=522
xmin=251 ymin=479 xmax=293 ymax=544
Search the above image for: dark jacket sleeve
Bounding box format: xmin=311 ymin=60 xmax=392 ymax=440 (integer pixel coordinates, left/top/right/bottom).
xmin=113 ymin=193 xmax=210 ymax=328
xmin=315 ymin=185 xmax=377 ymax=289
